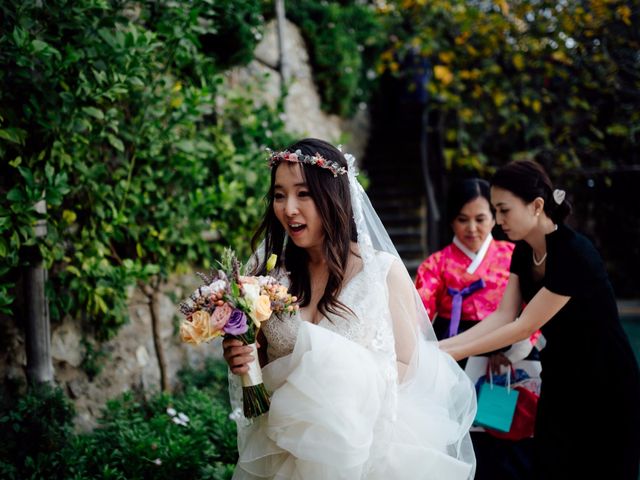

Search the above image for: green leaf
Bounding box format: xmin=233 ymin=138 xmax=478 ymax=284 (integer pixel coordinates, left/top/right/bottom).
xmin=606 ymin=124 xmax=628 ymax=136
xmin=82 ymin=107 xmax=105 ymax=120
xmin=66 ymin=265 xmax=81 ymax=276
xmin=45 ymin=164 xmax=55 ymax=182
xmin=12 ymin=27 xmax=27 ymax=47
xmin=107 ymin=134 xmax=125 ymax=152
xmin=0 ymin=128 xmax=27 ymax=145
xmin=6 ymin=188 xmax=24 ymax=202
xmin=31 ymin=39 xmax=49 ymax=53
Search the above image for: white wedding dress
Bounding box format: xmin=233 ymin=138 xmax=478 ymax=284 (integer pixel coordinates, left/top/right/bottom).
xmin=229 ymin=252 xmax=476 ymax=479
xmin=229 ymin=152 xmax=476 ymax=479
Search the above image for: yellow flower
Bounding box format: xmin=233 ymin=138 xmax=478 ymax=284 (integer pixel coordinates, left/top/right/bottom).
xmin=253 ymin=295 xmax=272 ymax=326
xmin=266 ymin=254 xmax=277 ymax=272
xmin=512 ymin=54 xmax=525 ymax=71
xmin=439 ymin=51 xmax=455 ymax=64
xmin=180 ymin=310 xmax=213 ymax=344
xmin=434 ymin=65 xmax=454 ymax=86
xmin=180 ymin=321 xmax=199 ymax=344
xmin=532 ymin=99 xmax=542 ymax=113
xmin=192 ymin=310 xmax=213 ymax=338
xmin=617 ymin=5 xmax=631 ymax=26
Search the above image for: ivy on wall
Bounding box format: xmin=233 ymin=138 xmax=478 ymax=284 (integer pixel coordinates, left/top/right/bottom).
xmin=0 ymin=0 xmax=291 ymax=339
xmin=285 ymin=0 xmax=389 ymax=117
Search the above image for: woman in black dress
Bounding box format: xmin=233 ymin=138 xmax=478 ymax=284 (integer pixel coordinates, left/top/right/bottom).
xmin=440 ymin=160 xmax=640 ymax=479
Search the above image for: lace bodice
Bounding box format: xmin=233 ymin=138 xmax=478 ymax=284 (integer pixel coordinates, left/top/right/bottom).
xmin=262 ymin=252 xmax=396 ymax=362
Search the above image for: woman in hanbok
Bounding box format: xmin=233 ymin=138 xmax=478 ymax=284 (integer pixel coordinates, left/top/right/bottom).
xmin=223 ymin=138 xmax=477 ymax=479
xmin=415 ymin=178 xmax=540 ymax=479
xmin=440 ymin=160 xmax=640 ymax=479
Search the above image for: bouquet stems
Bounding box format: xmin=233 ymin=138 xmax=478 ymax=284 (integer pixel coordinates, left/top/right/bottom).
xmin=231 ymin=335 xmax=271 ymax=418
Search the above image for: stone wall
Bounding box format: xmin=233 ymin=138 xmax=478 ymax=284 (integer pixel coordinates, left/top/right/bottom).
xmin=0 ymin=18 xmax=369 ymax=431
xmin=226 ymin=19 xmax=370 ymax=160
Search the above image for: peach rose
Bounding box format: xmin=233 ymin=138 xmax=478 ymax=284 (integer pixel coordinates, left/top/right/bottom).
xmin=253 ymin=294 xmax=272 ymax=325
xmin=179 ymin=320 xmax=200 ymax=345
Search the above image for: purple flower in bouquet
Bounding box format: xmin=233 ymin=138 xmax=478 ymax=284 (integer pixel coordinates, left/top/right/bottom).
xmin=224 ymin=309 xmax=249 ymax=336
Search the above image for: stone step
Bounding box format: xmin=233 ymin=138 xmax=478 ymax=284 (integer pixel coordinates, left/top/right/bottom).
xmin=370 ymin=197 xmax=424 ymax=209
xmin=395 ymin=243 xmax=426 ymax=256
xmin=386 ymin=226 xmax=423 ymax=237
xmin=369 ymin=178 xmax=423 ymax=192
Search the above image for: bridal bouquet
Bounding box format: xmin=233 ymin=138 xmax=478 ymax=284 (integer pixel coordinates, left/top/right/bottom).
xmin=178 ymin=249 xmax=298 ymax=418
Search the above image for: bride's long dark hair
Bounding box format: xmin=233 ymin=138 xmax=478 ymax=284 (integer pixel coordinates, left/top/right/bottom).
xmin=251 ymin=138 xmax=357 ymax=319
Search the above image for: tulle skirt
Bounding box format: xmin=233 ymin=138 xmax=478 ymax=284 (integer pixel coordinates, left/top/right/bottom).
xmin=232 ymin=322 xmax=476 ymax=480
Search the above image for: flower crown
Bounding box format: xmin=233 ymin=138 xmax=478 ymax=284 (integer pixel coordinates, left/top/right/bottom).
xmin=267 ymin=148 xmax=347 ymax=177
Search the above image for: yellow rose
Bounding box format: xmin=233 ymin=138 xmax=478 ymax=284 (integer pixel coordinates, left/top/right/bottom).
xmin=253 ymin=295 xmax=272 ymax=326
xmin=180 ymin=320 xmax=201 ymax=345
xmin=191 ymin=310 xmax=213 ymax=342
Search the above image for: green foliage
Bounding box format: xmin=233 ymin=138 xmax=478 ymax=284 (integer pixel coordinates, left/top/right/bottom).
xmin=286 ymin=0 xmax=389 ymax=117
xmin=0 ymin=384 xmax=75 ymax=479
xmin=0 ymin=0 xmax=287 ymax=339
xmin=177 ymin=356 xmax=231 ymax=405
xmin=0 ymin=361 xmax=237 ymax=479
xmin=81 ymin=338 xmax=108 ymax=381
xmin=67 ymin=389 xmax=236 ymax=479
xmin=381 ymin=0 xmax=640 ymax=173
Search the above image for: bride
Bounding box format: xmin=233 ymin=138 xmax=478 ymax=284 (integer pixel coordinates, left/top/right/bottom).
xmin=222 ymin=138 xmax=476 ymax=479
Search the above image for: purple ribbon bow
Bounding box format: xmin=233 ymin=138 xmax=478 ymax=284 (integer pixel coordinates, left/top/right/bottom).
xmin=446 ymin=278 xmax=486 ymax=338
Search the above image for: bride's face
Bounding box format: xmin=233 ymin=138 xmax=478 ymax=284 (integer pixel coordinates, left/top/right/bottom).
xmin=273 ymin=163 xmax=325 ymax=254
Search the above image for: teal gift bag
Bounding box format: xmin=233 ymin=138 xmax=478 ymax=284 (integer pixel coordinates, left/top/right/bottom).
xmin=474 ymin=382 xmax=520 ymax=432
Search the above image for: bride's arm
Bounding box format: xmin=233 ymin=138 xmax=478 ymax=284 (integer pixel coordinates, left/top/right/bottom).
xmin=386 ymin=258 xmax=420 ymax=382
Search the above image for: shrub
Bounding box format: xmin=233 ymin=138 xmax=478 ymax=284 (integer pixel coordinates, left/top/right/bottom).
xmin=67 ymin=388 xmax=237 ymax=479
xmin=0 ymin=364 xmax=238 ymax=479
xmin=0 ymin=384 xmax=75 ymax=480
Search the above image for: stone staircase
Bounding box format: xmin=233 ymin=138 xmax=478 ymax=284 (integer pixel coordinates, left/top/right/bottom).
xmin=364 ymin=149 xmax=428 ymax=279
xmin=360 ymin=75 xmax=437 ymax=279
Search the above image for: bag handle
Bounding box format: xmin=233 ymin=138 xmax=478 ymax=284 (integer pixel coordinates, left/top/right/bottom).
xmin=486 ymin=363 xmax=516 ymax=393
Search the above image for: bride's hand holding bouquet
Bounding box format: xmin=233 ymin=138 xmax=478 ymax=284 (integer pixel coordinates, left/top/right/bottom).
xmin=178 ymin=249 xmax=297 ymax=418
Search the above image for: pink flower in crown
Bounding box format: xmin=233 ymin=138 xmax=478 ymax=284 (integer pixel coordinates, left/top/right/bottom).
xmin=316 ymin=158 xmax=324 ymax=166
xmin=288 ymin=152 xmax=298 ymax=162
xmin=211 ymin=302 xmax=233 ymax=332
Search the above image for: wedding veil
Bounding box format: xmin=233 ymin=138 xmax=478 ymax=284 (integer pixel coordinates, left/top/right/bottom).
xmin=344 ymin=151 xmax=477 ymax=478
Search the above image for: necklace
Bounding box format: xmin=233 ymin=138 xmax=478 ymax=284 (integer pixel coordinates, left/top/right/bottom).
xmin=532 ymin=251 xmax=547 ymax=266
xmin=532 ymin=224 xmax=557 ymax=266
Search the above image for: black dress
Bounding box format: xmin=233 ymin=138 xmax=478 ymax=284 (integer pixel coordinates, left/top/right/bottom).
xmin=510 ymin=224 xmax=640 ymax=479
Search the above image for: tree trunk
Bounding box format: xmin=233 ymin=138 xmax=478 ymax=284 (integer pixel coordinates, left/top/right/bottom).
xmin=145 ymin=284 xmax=169 ymax=392
xmin=25 ymin=198 xmax=53 ymax=385
xmin=25 ymin=262 xmax=54 ymax=384
xmin=275 ymin=0 xmax=289 ymax=88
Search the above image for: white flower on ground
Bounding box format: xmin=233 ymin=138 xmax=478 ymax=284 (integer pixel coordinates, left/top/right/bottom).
xmin=229 ymin=407 xmax=243 ymax=421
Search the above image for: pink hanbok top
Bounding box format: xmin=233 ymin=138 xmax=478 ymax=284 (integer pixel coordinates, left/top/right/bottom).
xmin=415 ymin=239 xmax=514 ymax=323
